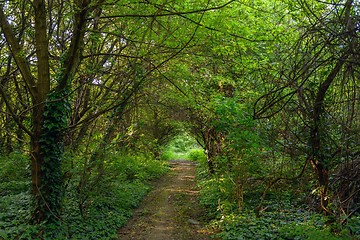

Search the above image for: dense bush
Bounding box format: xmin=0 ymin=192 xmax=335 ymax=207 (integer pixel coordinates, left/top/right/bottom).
xmin=160 ymin=150 xmax=175 ymax=161
xmin=187 ymin=149 xmax=206 ymax=162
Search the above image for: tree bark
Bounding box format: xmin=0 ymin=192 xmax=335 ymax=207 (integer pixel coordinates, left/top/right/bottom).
xmin=30 ymin=0 xmax=51 ymax=223
xmin=309 ymin=56 xmax=346 ymax=214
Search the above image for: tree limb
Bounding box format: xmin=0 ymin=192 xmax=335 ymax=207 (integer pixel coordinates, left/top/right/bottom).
xmin=0 ymin=5 xmax=38 ymax=100
xmin=97 ymin=0 xmax=236 ymax=19
xmin=0 ymin=85 xmax=33 ymax=137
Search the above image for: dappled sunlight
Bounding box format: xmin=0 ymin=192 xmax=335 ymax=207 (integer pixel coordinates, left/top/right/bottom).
xmin=1 ymin=0 xmax=358 ymax=239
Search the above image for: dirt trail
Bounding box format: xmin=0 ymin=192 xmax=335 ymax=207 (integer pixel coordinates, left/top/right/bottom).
xmin=117 ymin=160 xmax=212 ymax=240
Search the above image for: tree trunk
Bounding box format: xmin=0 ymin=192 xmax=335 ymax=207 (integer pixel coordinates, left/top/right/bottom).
xmin=309 ymin=57 xmax=346 ymax=214
xmin=204 ymin=128 xmax=222 ymax=173
xmin=30 ymin=103 xmax=47 ymax=223
xmin=1 ymin=0 xmax=91 ymax=224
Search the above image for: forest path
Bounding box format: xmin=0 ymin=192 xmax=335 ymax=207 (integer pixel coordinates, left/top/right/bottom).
xmin=117 ymin=160 xmax=212 ymax=240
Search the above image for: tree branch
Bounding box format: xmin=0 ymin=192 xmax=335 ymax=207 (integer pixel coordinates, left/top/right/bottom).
xmin=0 ymin=85 xmax=33 ymax=137
xmin=0 ymin=5 xmax=38 ymax=100
xmin=96 ymin=0 xmax=236 ymax=19
xmin=58 ymin=0 xmax=92 ymax=89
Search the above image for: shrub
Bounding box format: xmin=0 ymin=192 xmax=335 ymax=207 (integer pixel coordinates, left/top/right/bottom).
xmin=160 ymin=150 xmax=175 ymax=161
xmin=187 ymin=148 xmax=206 ymax=162
xmin=278 ymin=222 xmax=350 ymax=240
xmin=0 ymin=152 xmax=28 ymax=175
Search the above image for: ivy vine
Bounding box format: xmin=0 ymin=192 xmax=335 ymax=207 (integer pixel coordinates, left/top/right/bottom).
xmin=39 ymin=87 xmax=71 ymax=223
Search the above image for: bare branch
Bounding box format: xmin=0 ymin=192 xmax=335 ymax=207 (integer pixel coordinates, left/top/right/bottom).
xmin=0 ymin=84 xmax=33 ymax=137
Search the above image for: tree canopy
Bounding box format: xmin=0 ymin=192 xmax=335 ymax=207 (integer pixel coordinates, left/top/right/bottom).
xmin=0 ymin=0 xmax=359 ymax=239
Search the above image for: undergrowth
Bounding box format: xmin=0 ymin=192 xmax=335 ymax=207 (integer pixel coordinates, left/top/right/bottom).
xmin=195 ymin=156 xmax=360 ymax=240
xmin=0 ymin=152 xmax=168 ymax=239
xmin=160 ymin=133 xmax=202 ymax=161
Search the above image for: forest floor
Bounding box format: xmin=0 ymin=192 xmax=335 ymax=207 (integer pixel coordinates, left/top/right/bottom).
xmin=117 ymin=160 xmax=213 ymax=240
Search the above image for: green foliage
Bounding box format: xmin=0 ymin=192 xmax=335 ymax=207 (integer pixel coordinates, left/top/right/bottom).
xmin=345 ymin=215 xmax=360 ymax=236
xmin=211 ymin=212 xmax=277 ymax=240
xmin=0 ymin=152 xmax=29 ymax=182
xmin=210 ymin=210 xmax=354 ymax=240
xmin=160 ymin=150 xmax=175 ymax=161
xmin=187 ymin=149 xmax=206 ymax=162
xmin=0 ymin=153 xmax=31 ymax=238
xmin=196 ymin=156 xmax=359 ymax=240
xmin=112 ymin=154 xmax=169 ymax=181
xmin=1 ymin=0 xmax=359 ymax=239
xmin=0 ymin=152 xmax=29 ymax=195
xmin=198 ymin=177 xmax=236 ymax=218
xmin=0 ymin=193 xmax=31 ymax=237
xmin=0 ymin=152 xmax=168 ymax=239
xmin=38 ymin=89 xmax=72 ymax=223
xmin=278 ymin=222 xmax=350 ymax=240
xmin=171 ymin=134 xmax=195 ymax=153
xmin=57 ymin=181 xmax=150 ymax=240
xmin=160 ymin=134 xmax=201 ymax=160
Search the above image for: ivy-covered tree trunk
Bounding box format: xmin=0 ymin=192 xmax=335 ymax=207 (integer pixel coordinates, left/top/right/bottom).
xmin=1 ymin=0 xmax=91 ymax=224
xmin=31 ymin=89 xmax=71 ymax=223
